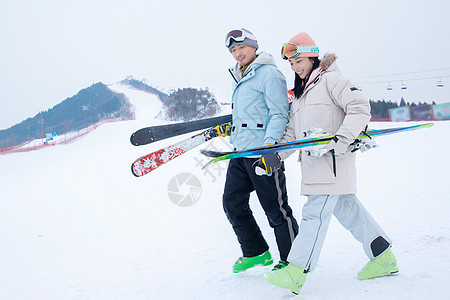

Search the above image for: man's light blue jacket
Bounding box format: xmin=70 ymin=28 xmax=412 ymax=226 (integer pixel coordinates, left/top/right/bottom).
xmin=228 ymin=51 xmax=289 ymax=151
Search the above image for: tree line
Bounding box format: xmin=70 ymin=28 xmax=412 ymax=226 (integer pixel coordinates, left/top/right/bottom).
xmin=369 ymin=97 xmax=436 ymax=119
xmin=160 ymin=88 xmax=222 ymax=121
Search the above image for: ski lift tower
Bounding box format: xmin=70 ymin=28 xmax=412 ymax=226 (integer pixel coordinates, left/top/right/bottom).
xmin=38 ymin=111 xmax=44 ymax=145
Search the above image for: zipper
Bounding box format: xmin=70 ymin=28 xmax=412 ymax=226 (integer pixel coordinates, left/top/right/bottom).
xmin=304 ymin=73 xmax=322 ymax=94
xmin=228 ymin=65 xmax=255 ymax=85
xmin=228 ymin=68 xmax=238 ymax=84
xmin=297 ymin=71 xmax=324 ymax=104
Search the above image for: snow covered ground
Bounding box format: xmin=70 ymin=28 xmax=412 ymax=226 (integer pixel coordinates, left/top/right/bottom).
xmin=1 ymin=84 xmax=449 ymax=299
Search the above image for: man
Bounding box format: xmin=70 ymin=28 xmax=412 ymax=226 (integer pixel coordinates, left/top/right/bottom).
xmin=220 ymin=28 xmax=298 ymax=273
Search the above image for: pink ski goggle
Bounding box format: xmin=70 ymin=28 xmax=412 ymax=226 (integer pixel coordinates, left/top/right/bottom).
xmin=281 ymin=42 xmax=319 ymax=60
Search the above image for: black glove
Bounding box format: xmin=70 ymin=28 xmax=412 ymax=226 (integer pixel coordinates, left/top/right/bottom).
xmin=258 ymin=152 xmax=282 ymax=176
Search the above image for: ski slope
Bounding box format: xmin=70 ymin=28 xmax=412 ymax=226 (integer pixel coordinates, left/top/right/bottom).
xmin=0 ymin=84 xmax=449 ymax=299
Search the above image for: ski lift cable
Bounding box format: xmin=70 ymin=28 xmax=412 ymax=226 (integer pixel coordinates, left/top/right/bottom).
xmin=358 ymin=75 xmax=450 ymax=85
xmin=351 ymin=68 xmax=450 ymax=80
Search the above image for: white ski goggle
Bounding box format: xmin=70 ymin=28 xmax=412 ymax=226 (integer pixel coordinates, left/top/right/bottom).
xmin=225 ymin=29 xmax=257 ymax=47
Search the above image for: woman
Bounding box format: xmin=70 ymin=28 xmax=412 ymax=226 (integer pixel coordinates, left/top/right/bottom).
xmin=262 ymin=32 xmax=398 ymax=295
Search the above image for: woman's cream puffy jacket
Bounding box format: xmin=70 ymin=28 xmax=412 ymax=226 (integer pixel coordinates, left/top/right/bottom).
xmin=280 ymin=54 xmax=371 ymax=195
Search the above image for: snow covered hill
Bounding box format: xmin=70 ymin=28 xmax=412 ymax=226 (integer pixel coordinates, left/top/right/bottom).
xmin=0 ymin=85 xmax=449 ymax=299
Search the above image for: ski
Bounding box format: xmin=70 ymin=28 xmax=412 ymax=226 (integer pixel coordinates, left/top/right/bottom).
xmin=130 ymin=114 xmax=232 ymax=146
xmin=131 ymin=127 xmax=220 ymax=177
xmin=201 ymin=123 xmax=434 ymax=169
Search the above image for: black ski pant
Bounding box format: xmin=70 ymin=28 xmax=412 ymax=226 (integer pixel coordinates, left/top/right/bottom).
xmin=222 ymin=157 xmax=298 ymax=261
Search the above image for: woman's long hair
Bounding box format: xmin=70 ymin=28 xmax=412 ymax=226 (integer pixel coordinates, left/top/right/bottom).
xmin=292 ymin=57 xmax=321 ymax=98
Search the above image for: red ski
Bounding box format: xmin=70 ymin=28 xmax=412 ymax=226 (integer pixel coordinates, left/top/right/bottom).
xmin=131 ymin=128 xmax=218 ymax=177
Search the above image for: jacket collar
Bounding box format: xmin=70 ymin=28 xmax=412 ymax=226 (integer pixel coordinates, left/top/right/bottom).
xmin=229 ymin=51 xmax=277 ymax=83
xmin=302 ymin=53 xmax=338 ymax=93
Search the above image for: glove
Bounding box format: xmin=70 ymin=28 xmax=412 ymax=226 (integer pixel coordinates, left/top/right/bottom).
xmin=214 ymin=122 xmax=232 ymax=137
xmin=325 ymin=136 xmax=350 ymax=156
xmin=257 ymin=152 xmax=282 ymax=176
xmin=350 ymin=137 xmax=379 ymax=153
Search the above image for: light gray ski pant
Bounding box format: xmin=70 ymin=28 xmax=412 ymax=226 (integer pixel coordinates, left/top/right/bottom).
xmin=287 ymin=194 xmax=391 ymax=271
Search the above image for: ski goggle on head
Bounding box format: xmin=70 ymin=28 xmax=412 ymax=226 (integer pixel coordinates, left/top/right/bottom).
xmin=225 ymin=29 xmax=257 ymax=47
xmin=281 ymin=42 xmax=319 ymax=60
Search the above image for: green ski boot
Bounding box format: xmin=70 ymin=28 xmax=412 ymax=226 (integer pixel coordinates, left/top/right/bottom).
xmin=264 ymin=262 xmax=307 ymax=295
xmin=233 ymin=251 xmax=273 ymax=273
xmin=358 ymin=248 xmax=399 ymax=280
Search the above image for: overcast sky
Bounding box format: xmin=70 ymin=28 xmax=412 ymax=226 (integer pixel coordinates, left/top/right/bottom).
xmin=1 ymin=0 xmax=449 ymax=129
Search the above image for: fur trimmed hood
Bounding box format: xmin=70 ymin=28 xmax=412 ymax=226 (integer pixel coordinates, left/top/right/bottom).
xmin=304 ymin=53 xmax=338 ymax=88
xmin=320 ymin=53 xmax=337 ymax=71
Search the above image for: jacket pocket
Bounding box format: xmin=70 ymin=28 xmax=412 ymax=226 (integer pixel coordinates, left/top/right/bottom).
xmin=301 ymin=153 xmax=336 ymax=185
xmin=303 ymin=103 xmax=332 ymax=134
xmin=232 ymin=120 xmax=266 ymax=150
